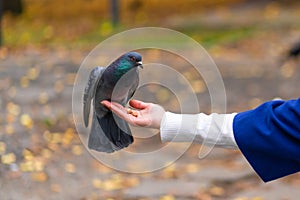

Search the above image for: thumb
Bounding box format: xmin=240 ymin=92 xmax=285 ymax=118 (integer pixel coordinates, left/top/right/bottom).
xmin=129 ymin=99 xmax=148 ymax=109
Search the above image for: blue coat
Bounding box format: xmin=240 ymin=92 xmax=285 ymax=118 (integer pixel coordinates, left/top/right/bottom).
xmin=233 ymin=98 xmax=300 ymax=182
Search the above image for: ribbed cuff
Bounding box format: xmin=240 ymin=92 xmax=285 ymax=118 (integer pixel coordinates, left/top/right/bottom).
xmin=205 ymin=113 xmax=238 ymax=148
xmin=160 ymin=112 xmax=200 ymax=143
xmin=160 ymin=112 xmax=238 ymax=148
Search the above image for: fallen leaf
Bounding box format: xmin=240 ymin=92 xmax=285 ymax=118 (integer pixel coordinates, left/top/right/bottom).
xmin=65 ymin=163 xmax=76 ymax=173
xmin=0 ymin=142 xmax=6 ymax=154
xmin=1 ymin=153 xmax=16 ymax=164
xmin=160 ymin=195 xmax=175 ymax=200
xmin=72 ymin=145 xmax=83 ymax=156
xmin=20 ymin=76 xmax=30 ymax=88
xmin=27 ymin=67 xmax=40 ymax=80
xmin=39 ymin=92 xmax=49 ymax=104
xmin=5 ymin=124 xmax=14 ymax=134
xmin=23 ymin=149 xmax=34 ymax=161
xmin=209 ymin=186 xmax=225 ymax=196
xmin=51 ymin=184 xmax=61 ymax=193
xmin=92 ymin=178 xmax=102 ymax=189
xmin=20 ymin=114 xmax=33 ymax=129
xmin=31 ymin=172 xmax=48 ymax=182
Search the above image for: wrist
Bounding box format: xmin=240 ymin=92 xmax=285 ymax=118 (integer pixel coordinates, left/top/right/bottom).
xmin=150 ymin=104 xmax=165 ymax=129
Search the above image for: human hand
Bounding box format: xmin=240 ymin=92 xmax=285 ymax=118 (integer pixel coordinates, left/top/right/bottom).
xmin=101 ymin=99 xmax=165 ymax=129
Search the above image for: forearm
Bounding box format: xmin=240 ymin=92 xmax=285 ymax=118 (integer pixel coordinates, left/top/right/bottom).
xmin=160 ymin=112 xmax=238 ymax=148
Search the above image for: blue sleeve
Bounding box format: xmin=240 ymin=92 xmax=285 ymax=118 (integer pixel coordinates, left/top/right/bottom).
xmin=233 ymin=98 xmax=300 ymax=182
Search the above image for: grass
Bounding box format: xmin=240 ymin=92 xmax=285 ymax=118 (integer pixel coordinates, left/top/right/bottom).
xmin=185 ymin=27 xmax=257 ymax=48
xmin=2 ymin=16 xmax=257 ymax=50
xmin=1 ymin=0 xmax=263 ymax=49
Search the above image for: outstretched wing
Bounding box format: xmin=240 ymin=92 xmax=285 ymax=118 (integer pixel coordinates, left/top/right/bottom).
xmin=83 ymin=66 xmax=105 ymax=127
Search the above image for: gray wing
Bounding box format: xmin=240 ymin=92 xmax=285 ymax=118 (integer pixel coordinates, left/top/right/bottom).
xmin=127 ymin=77 xmax=139 ymax=101
xmin=83 ymin=66 xmax=106 ymax=127
xmin=122 ymin=70 xmax=139 ymax=107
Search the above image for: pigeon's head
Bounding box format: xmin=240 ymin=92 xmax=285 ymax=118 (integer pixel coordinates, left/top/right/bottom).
xmin=122 ymin=52 xmax=143 ymax=68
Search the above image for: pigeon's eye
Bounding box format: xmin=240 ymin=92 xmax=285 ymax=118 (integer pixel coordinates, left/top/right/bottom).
xmin=130 ymin=56 xmax=136 ymax=62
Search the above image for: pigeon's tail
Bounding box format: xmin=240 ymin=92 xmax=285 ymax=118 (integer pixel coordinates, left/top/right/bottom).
xmin=88 ymin=112 xmax=133 ymax=153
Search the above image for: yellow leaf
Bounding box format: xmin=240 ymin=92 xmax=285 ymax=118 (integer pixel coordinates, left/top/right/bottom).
xmin=101 ymin=179 xmax=123 ymax=191
xmin=156 ymin=88 xmax=170 ymax=103
xmin=20 ymin=114 xmax=33 ymax=129
xmin=185 ymin=163 xmax=200 ymax=173
xmin=65 ymin=163 xmax=76 ymax=173
xmin=234 ymin=198 xmax=249 ymax=200
xmin=160 ymin=195 xmax=175 ymax=200
xmin=72 ymin=145 xmax=83 ymax=156
xmin=1 ymin=153 xmax=16 ymax=164
xmin=23 ymin=149 xmax=34 ymax=161
xmin=39 ymin=92 xmax=49 ymax=104
xmin=20 ymin=76 xmax=30 ymax=88
xmin=0 ymin=142 xmax=6 ymax=155
xmin=51 ymin=133 xmax=62 ymax=144
xmin=5 ymin=124 xmax=14 ymax=134
xmin=20 ymin=161 xmax=34 ymax=172
xmin=27 ymin=67 xmax=40 ymax=80
xmin=6 ymin=102 xmax=20 ymax=116
xmin=92 ymin=178 xmax=102 ymax=189
xmin=62 ymin=128 xmax=75 ymax=146
xmin=64 ymin=128 xmax=75 ymax=138
xmin=162 ymin=164 xmax=177 ymax=178
xmin=31 ymin=172 xmax=48 ymax=182
xmin=51 ymin=184 xmax=61 ymax=193
xmin=41 ymin=148 xmax=52 ymax=159
xmin=192 ymin=80 xmax=206 ymax=94
xmin=209 ymin=186 xmax=225 ymax=196
xmin=252 ymin=197 xmax=264 ymax=200
xmin=124 ymin=177 xmax=139 ymax=187
xmin=33 ymin=159 xmax=45 ymax=172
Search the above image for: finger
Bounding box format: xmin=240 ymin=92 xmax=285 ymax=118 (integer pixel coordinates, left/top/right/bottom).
xmin=109 ymin=102 xmax=133 ymax=121
xmin=110 ymin=102 xmax=126 ymax=113
xmin=101 ymin=101 xmax=125 ymax=114
xmin=129 ymin=99 xmax=148 ymax=109
xmin=101 ymin=101 xmax=138 ymax=125
xmin=101 ymin=100 xmax=111 ymax=109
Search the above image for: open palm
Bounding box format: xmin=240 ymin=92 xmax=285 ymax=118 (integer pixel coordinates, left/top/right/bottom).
xmin=101 ymin=99 xmax=165 ymax=129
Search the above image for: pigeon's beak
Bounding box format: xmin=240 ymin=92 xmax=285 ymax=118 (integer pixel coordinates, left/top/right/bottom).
xmin=137 ymin=61 xmax=143 ymax=69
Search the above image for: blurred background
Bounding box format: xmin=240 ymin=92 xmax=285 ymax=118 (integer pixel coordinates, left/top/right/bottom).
xmin=0 ymin=0 xmax=300 ymax=199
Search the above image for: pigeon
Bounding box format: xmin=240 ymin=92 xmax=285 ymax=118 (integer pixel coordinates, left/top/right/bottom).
xmin=83 ymin=52 xmax=142 ymax=153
